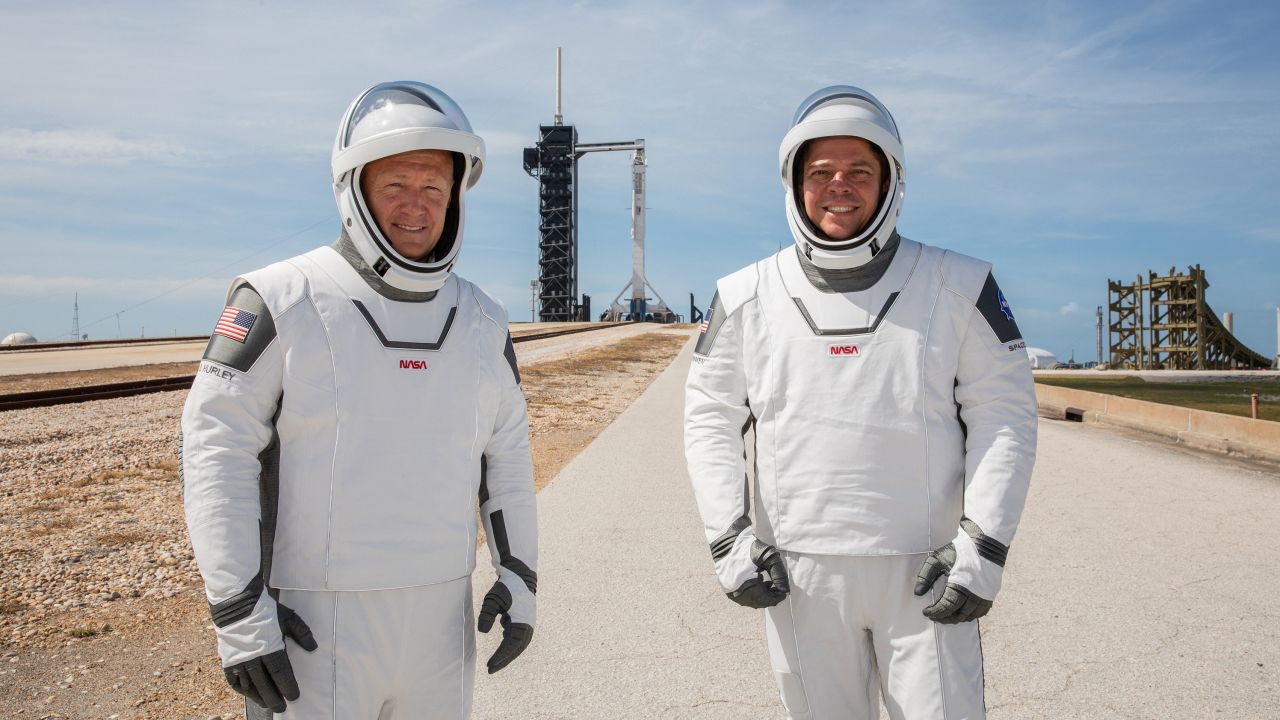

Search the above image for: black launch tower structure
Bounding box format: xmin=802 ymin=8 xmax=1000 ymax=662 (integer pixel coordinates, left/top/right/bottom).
xmin=523 ymin=124 xmax=580 ymax=322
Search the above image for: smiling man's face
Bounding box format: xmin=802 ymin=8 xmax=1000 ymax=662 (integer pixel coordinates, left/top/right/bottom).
xmin=800 ymin=137 xmax=888 ymax=241
xmin=360 ymin=149 xmax=455 ymax=260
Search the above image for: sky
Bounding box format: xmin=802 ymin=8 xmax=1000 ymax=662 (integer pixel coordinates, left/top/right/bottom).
xmin=1 ymin=0 xmax=1278 ymax=363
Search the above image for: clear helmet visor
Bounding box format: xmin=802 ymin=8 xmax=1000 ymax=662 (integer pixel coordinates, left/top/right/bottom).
xmin=333 ymin=81 xmax=484 ymax=187
xmin=791 ymin=85 xmax=900 ymax=140
xmin=340 ymin=82 xmax=474 ymax=150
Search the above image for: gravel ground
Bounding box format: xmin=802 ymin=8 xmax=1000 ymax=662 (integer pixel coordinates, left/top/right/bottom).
xmin=0 ymin=327 xmax=691 ymax=719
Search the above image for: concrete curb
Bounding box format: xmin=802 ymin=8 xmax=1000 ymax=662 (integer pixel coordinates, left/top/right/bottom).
xmin=1035 ymin=383 xmax=1280 ymax=464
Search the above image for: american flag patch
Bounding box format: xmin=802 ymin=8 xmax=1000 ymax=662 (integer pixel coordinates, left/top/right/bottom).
xmin=214 ymin=306 xmax=257 ymax=343
xmin=699 ymin=319 xmax=709 ymax=333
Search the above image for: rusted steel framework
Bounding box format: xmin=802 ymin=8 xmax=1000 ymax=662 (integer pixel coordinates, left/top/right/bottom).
xmin=1107 ymin=279 xmax=1144 ymax=369
xmin=1107 ymin=266 xmax=1271 ymax=370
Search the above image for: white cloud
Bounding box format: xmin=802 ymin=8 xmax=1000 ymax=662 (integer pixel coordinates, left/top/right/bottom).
xmin=1246 ymin=227 xmax=1280 ymax=243
xmin=0 ymin=0 xmax=1276 ymax=352
xmin=0 ymin=274 xmax=227 ymax=298
xmin=0 ymin=128 xmax=195 ymax=165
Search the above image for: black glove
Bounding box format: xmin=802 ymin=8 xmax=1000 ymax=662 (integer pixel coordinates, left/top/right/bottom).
xmin=477 ymin=581 xmax=534 ymax=674
xmin=727 ymin=540 xmax=791 ymax=609
xmin=276 ymin=602 xmax=318 ymax=652
xmin=913 ymin=543 xmax=993 ymax=624
xmin=224 ymin=649 xmax=299 ymax=713
xmin=223 ymin=602 xmax=317 ymax=712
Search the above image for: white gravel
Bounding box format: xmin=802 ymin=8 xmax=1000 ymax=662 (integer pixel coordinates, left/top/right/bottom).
xmin=0 ymin=323 xmax=686 ymax=648
xmin=0 ymin=391 xmax=196 ymax=645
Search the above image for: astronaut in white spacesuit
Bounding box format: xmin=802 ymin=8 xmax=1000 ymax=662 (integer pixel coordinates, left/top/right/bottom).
xmin=684 ymin=86 xmax=1038 ymax=719
xmin=182 ymin=82 xmax=537 ymax=719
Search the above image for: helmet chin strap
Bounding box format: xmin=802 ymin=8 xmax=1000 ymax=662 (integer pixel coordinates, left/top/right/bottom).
xmin=810 ymin=227 xmax=881 ymax=256
xmin=803 ymin=239 xmax=879 ymax=270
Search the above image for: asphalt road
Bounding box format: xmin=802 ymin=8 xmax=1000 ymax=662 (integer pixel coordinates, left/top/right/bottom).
xmin=472 ymin=337 xmax=1280 ymax=719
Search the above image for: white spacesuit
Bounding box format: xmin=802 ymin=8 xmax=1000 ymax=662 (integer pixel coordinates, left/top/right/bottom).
xmin=182 ymin=82 xmax=537 ymax=719
xmin=684 ymin=86 xmax=1037 ymax=719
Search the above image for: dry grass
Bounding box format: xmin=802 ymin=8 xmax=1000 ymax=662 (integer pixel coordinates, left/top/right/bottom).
xmin=99 ymin=501 xmax=126 ymax=512
xmin=147 ymin=457 xmax=180 ymax=473
xmin=94 ymin=530 xmax=149 ymax=547
xmin=67 ymin=625 xmax=100 ymax=638
xmin=0 ymin=361 xmax=199 ymax=394
xmin=25 ymin=515 xmax=76 ymax=538
xmin=522 ymin=333 xmax=687 ymax=388
xmin=0 ymin=599 xmax=24 ymax=615
xmin=94 ymin=468 xmax=134 ymax=483
xmin=1035 ymin=375 xmax=1280 ymax=422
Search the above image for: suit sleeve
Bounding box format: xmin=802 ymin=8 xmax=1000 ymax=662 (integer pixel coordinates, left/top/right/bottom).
xmin=949 ymin=272 xmax=1038 ymax=598
xmin=479 ymin=329 xmax=538 ymax=624
xmin=684 ymin=292 xmax=760 ymax=591
xmin=181 ymin=281 xmax=286 ymax=666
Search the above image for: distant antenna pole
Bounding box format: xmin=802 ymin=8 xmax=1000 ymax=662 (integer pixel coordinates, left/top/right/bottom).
xmin=1095 ymin=305 xmax=1102 ymax=366
xmin=554 ymin=47 xmax=563 ymax=126
xmin=72 ymin=293 xmax=80 ymax=342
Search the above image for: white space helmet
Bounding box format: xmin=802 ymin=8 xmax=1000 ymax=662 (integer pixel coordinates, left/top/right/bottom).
xmin=779 ymin=85 xmax=905 ymax=270
xmin=332 ymin=81 xmax=486 ymax=292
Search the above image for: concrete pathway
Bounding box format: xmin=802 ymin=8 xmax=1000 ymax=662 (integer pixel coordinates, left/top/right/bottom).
xmin=0 ymin=340 xmax=207 ymax=375
xmin=473 ymin=338 xmax=1280 ymax=719
xmin=473 ymin=337 xmax=778 ymax=719
xmin=985 ymin=420 xmax=1280 ymax=719
xmin=0 ymin=324 xmax=646 ymax=377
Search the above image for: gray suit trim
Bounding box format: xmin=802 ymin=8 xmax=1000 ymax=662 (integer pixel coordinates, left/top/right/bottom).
xmin=331 ymin=233 xmax=438 ymax=303
xmin=202 ymin=282 xmax=277 ymax=373
xmin=795 ymin=231 xmax=901 ymax=294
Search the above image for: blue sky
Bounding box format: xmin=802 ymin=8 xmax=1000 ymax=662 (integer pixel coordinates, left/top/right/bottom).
xmin=1 ymin=0 xmax=1277 ymax=362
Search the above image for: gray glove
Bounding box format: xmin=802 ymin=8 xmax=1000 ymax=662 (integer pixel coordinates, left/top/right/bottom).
xmin=913 ymin=543 xmax=994 ymax=624
xmin=727 ymin=540 xmax=790 ymax=609
xmin=223 ymin=602 xmax=317 ymax=712
xmin=478 ymin=580 xmax=534 ymax=674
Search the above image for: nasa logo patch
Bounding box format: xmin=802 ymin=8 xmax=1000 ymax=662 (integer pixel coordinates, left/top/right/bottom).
xmin=998 ymin=290 xmax=1014 ymax=322
xmin=827 ymin=342 xmax=861 ymax=358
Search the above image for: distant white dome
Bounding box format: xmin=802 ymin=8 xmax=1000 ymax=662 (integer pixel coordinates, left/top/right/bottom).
xmin=2 ymin=332 xmax=38 ymax=346
xmin=1025 ymin=346 xmax=1057 ymax=369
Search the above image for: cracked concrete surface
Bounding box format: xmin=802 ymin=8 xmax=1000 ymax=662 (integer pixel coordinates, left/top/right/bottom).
xmin=983 ymin=420 xmax=1280 ymax=719
xmin=470 ymin=337 xmax=1280 ymax=719
xmin=471 ymin=337 xmax=782 ymax=719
